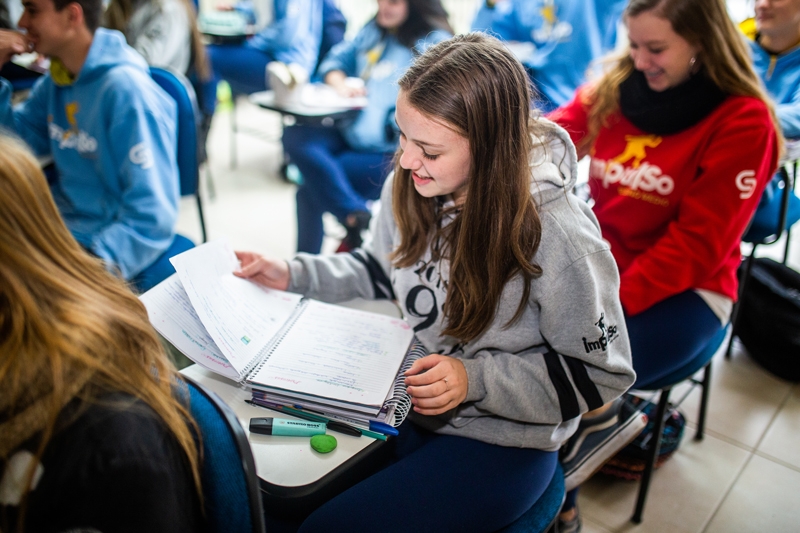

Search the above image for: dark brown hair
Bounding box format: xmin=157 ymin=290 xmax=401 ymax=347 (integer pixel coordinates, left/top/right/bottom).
xmin=393 ymin=32 xmax=558 ymax=342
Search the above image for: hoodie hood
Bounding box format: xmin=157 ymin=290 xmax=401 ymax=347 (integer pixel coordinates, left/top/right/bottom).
xmin=77 ymin=28 xmax=150 ymax=85
xmin=530 ymin=118 xmax=579 ymax=208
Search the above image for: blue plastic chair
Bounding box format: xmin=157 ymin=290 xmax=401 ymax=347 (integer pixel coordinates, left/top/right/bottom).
xmin=182 ymin=375 xmax=266 ymax=533
xmin=150 ymin=66 xmax=208 ymax=243
xmin=498 ymin=463 xmax=565 ymax=533
xmin=629 ymin=325 xmax=729 ymax=523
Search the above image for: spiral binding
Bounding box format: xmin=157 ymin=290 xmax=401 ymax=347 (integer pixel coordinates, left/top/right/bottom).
xmin=240 ymin=299 xmax=309 ymax=384
xmin=384 ymin=337 xmax=428 ymax=427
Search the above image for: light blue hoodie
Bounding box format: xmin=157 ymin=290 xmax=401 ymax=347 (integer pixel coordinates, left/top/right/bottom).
xmin=317 ymin=20 xmax=451 ymax=153
xmin=0 ymin=28 xmax=179 ymax=279
xmin=246 ymin=0 xmax=323 ymax=75
xmin=748 ymin=38 xmax=800 ymax=139
xmin=472 ymin=0 xmax=626 ymax=111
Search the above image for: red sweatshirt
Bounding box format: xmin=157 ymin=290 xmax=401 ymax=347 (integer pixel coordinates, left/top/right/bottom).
xmin=549 ymin=87 xmax=779 ymax=316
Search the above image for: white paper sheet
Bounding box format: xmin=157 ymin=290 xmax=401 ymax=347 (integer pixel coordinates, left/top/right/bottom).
xmin=169 ymin=240 xmax=302 ymax=375
xmin=141 ymin=275 xmax=238 ymax=379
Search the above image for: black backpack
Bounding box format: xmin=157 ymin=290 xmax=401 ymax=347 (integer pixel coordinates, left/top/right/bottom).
xmin=736 ymin=257 xmax=800 ymax=382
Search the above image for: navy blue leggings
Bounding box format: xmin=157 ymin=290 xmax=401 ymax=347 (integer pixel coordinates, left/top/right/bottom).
xmin=295 ymin=420 xmax=557 ymax=533
xmin=627 ymin=291 xmax=724 ymax=388
xmin=283 ymin=124 xmax=392 ymax=253
xmin=207 ymin=43 xmax=275 ymax=95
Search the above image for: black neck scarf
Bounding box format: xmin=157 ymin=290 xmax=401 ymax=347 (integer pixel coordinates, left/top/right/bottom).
xmin=619 ymin=69 xmax=727 ymax=135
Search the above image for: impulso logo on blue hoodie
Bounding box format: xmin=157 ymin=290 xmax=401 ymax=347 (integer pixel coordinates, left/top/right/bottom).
xmin=47 ymin=102 xmax=98 ymax=154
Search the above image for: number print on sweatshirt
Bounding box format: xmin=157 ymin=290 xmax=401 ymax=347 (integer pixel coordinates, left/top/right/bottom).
xmin=404 ymin=260 xmax=463 ymax=356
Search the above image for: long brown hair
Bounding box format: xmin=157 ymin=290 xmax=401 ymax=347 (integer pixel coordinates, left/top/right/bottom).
xmin=582 ymin=0 xmax=781 ymax=154
xmin=0 ymin=136 xmax=201 ymax=527
xmin=393 ymin=33 xmax=559 ymax=342
xmin=104 ymin=0 xmax=210 ymax=79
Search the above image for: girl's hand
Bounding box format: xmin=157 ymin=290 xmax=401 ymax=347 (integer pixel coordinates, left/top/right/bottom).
xmin=404 ymin=354 xmax=468 ymax=416
xmin=233 ymin=251 xmax=290 ymax=291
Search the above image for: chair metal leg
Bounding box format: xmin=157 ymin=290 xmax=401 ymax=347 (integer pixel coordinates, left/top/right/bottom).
xmin=196 ymin=194 xmax=208 ymax=243
xmin=695 ymin=362 xmax=712 ymax=441
xmin=782 ymin=160 xmax=797 ymax=265
xmin=204 ymin=164 xmax=217 ymax=201
xmin=632 ymin=388 xmax=671 ymax=524
xmin=230 ymin=95 xmax=238 ymax=170
xmin=726 ymin=248 xmax=757 ymax=359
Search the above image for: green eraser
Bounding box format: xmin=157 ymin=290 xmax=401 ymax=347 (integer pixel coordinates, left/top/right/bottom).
xmin=310 ymin=434 xmax=337 ymax=454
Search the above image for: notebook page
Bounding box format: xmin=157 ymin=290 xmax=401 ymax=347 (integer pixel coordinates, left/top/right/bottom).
xmin=249 ymin=299 xmax=414 ymax=409
xmin=170 ymin=240 xmax=303 ymax=375
xmin=140 ymin=275 xmax=238 ymax=379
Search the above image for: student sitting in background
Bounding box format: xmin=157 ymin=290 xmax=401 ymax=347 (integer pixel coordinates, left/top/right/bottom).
xmin=0 ymin=134 xmax=204 ymax=533
xmin=103 ymin=0 xmax=210 ymax=81
xmin=285 ymin=0 xmax=453 ymax=254
xmin=472 ymin=0 xmax=627 ymax=112
xmin=0 ymin=0 xmax=179 ymax=280
xmin=548 ymin=0 xmax=780 ymax=529
xmin=235 ymin=33 xmax=635 ymax=531
xmin=206 ymin=0 xmax=324 ymax=95
xmin=741 ymin=0 xmax=800 ymax=237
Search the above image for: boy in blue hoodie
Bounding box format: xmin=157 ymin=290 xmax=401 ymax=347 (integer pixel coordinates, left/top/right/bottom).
xmin=472 ymin=0 xmax=627 ymax=111
xmin=0 ymin=0 xmax=179 ymax=280
xmin=743 ymin=0 xmax=800 ymax=238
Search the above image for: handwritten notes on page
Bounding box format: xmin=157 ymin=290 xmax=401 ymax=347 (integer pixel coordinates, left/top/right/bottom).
xmin=141 ymin=275 xmax=239 ymax=379
xmin=249 ymin=299 xmax=414 ymax=411
xmin=169 ymin=240 xmax=302 ymax=376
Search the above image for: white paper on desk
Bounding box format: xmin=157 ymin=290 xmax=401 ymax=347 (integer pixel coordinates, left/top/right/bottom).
xmin=249 ymin=299 xmax=414 ymax=409
xmin=169 ymin=239 xmax=303 ymax=375
xmin=140 ymin=275 xmax=239 ymax=380
xmin=300 ymin=83 xmax=368 ymax=109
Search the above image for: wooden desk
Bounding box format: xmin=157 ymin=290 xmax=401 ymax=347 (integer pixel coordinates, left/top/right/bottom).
xmin=180 ymin=298 xmax=402 ymax=515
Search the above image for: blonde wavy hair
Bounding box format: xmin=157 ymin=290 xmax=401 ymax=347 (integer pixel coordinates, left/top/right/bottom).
xmin=581 ymin=0 xmax=782 ymax=155
xmin=0 ymin=135 xmax=201 ymax=527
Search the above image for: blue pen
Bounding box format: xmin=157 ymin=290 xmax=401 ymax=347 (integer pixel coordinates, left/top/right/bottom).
xmin=370 ymin=421 xmax=399 ymax=436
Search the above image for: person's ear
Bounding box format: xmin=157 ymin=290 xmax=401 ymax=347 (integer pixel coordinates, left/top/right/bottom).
xmin=64 ymin=2 xmax=85 ymax=30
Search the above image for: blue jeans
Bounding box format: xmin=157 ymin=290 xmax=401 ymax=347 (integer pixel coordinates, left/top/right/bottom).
xmin=283 ymin=124 xmax=393 ymax=253
xmin=206 ymin=42 xmax=275 ymax=95
xmin=627 ymin=291 xmax=724 ymax=388
xmin=293 ymin=420 xmax=557 ymax=533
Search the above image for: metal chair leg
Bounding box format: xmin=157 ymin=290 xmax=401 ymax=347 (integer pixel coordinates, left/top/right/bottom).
xmin=196 ymin=194 xmax=208 ymax=243
xmin=632 ymin=388 xmax=671 ymax=524
xmin=230 ymin=95 xmax=238 ymax=170
xmin=695 ymin=362 xmax=712 ymax=441
xmin=726 ymin=249 xmax=757 ymax=359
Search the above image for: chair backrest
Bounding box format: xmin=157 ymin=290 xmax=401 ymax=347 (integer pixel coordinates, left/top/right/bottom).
xmin=315 ymin=0 xmax=347 ymax=75
xmin=149 ymin=66 xmax=201 ymax=199
xmin=182 ymin=375 xmax=266 ymax=533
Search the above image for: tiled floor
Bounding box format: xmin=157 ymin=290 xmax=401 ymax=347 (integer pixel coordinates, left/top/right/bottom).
xmin=179 ymin=97 xmax=800 ymax=533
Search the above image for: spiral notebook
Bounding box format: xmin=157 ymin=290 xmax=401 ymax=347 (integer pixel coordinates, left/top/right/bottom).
xmin=140 ymin=240 xmax=419 ymax=421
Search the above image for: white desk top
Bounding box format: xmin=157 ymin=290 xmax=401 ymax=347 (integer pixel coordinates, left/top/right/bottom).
xmin=180 ymin=364 xmax=375 ymax=489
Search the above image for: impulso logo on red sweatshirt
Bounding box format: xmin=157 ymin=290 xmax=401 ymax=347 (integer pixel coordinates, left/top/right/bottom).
xmin=591 ymin=134 xmax=675 ymax=206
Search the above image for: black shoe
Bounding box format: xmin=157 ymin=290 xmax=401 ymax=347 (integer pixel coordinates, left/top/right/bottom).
xmin=561 ymin=395 xmax=648 ymax=491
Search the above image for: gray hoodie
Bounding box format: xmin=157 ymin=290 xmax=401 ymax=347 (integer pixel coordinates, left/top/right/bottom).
xmin=288 ymin=121 xmax=635 ymax=450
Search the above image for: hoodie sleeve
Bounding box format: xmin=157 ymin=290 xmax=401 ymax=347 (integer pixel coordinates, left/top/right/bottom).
xmin=0 ymin=76 xmax=52 ymax=156
xmin=777 ymin=83 xmax=800 ymax=139
xmin=316 ymin=24 xmax=365 ymax=79
xmin=91 ymin=77 xmax=179 ymax=279
xmin=287 ymin=174 xmax=397 ymax=302
xmin=470 ymin=0 xmax=525 ymax=41
xmin=248 ymin=0 xmax=322 ymax=73
xmin=461 ymin=249 xmax=635 ymax=424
